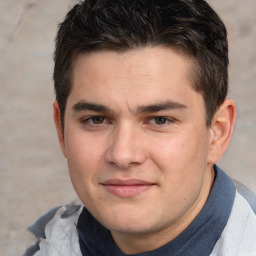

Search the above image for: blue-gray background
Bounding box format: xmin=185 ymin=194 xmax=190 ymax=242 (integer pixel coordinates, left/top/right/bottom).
xmin=0 ymin=0 xmax=255 ymax=255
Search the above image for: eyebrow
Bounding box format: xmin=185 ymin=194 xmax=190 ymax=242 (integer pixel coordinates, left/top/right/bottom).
xmin=73 ymin=101 xmax=112 ymax=113
xmin=136 ymin=100 xmax=187 ymax=114
xmin=72 ymin=100 xmax=187 ymax=115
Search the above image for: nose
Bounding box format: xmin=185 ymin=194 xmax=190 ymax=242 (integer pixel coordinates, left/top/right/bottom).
xmin=105 ymin=123 xmax=147 ymax=169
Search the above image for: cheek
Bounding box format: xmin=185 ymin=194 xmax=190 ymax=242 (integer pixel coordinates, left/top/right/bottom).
xmin=65 ymin=134 xmax=105 ymax=184
xmin=151 ymin=134 xmax=209 ymax=211
xmin=149 ymin=132 xmax=209 ymax=185
xmin=158 ymin=129 xmax=209 ymax=161
xmin=65 ymin=134 xmax=106 ymax=208
xmin=66 ymin=132 xmax=103 ymax=161
xmin=150 ymin=134 xmax=193 ymax=169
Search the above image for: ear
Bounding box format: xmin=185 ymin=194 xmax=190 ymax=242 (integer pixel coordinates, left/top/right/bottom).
xmin=207 ymin=99 xmax=236 ymax=164
xmin=53 ymin=101 xmax=67 ymax=157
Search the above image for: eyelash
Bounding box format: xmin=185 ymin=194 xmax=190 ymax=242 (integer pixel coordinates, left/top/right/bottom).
xmin=81 ymin=116 xmax=108 ymax=125
xmin=147 ymin=116 xmax=174 ymax=125
xmin=80 ymin=116 xmax=174 ymax=128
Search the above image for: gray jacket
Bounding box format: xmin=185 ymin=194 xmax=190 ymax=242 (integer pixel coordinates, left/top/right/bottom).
xmin=23 ymin=183 xmax=256 ymax=256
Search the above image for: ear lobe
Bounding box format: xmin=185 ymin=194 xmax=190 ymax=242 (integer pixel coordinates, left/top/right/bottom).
xmin=208 ymin=99 xmax=236 ymax=164
xmin=53 ymin=101 xmax=67 ymax=157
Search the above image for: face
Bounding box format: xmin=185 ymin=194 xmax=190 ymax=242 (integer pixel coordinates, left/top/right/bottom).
xmin=56 ymin=47 xmax=216 ymax=246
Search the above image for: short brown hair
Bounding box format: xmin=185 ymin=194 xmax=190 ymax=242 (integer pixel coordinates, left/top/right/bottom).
xmin=54 ymin=0 xmax=228 ymax=128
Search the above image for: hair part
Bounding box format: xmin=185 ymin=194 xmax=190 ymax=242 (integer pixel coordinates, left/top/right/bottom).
xmin=54 ymin=0 xmax=229 ymax=128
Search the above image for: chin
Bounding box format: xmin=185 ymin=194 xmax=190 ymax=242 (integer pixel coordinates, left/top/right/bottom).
xmin=107 ymin=221 xmax=154 ymax=235
xmin=98 ymin=208 xmax=160 ymax=234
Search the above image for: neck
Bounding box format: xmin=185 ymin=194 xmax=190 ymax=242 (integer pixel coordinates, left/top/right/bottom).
xmin=111 ymin=165 xmax=215 ymax=254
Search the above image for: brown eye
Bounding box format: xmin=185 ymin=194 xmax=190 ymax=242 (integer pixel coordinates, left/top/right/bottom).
xmin=91 ymin=116 xmax=105 ymax=124
xmin=154 ymin=117 xmax=168 ymax=125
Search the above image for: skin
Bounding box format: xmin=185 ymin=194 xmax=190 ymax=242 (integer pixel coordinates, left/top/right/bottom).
xmin=54 ymin=47 xmax=236 ymax=254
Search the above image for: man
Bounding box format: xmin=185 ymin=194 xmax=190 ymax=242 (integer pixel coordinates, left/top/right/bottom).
xmin=24 ymin=0 xmax=256 ymax=255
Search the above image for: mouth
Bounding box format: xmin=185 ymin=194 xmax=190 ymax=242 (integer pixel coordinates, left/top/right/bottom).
xmin=100 ymin=179 xmax=156 ymax=197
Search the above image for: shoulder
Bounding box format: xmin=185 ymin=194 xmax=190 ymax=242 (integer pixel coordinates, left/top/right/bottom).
xmin=23 ymin=203 xmax=83 ymax=256
xmin=210 ymin=190 xmax=256 ymax=256
xmin=234 ymin=180 xmax=256 ymax=214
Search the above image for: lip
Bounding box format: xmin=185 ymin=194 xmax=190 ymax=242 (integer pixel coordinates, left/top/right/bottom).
xmin=101 ymin=179 xmax=156 ymax=197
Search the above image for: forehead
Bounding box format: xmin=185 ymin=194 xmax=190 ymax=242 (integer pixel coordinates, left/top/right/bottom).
xmin=68 ymin=47 xmax=203 ymax=113
xmin=73 ymin=46 xmax=192 ymax=81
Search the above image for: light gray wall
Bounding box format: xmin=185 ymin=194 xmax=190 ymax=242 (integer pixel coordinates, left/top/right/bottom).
xmin=0 ymin=0 xmax=255 ymax=255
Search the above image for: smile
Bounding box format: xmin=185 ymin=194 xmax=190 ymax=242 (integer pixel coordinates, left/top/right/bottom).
xmin=101 ymin=179 xmax=156 ymax=197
